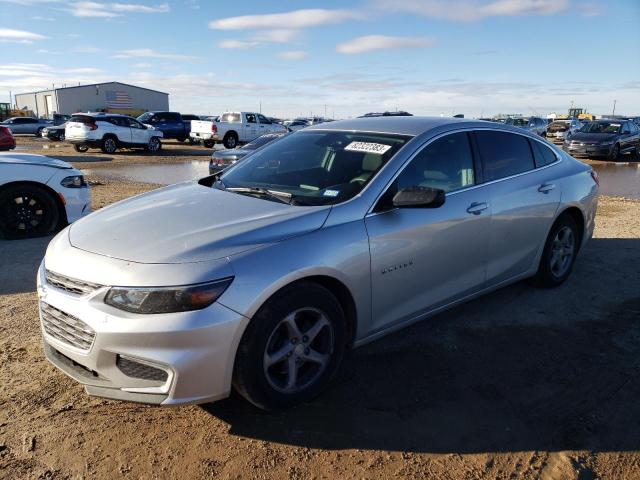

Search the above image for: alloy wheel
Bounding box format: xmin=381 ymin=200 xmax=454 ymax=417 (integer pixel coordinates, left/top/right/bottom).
xmin=263 ymin=308 xmax=334 ymax=394
xmin=1 ymin=193 xmax=49 ymax=235
xmin=549 ymin=226 xmax=575 ymax=278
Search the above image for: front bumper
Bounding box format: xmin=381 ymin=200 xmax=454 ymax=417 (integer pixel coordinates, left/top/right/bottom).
xmin=37 ymin=263 xmax=246 ymax=405
xmin=563 ymin=143 xmax=613 ymax=157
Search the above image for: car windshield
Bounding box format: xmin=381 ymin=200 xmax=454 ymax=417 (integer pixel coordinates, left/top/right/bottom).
xmin=243 ymin=134 xmax=282 ymax=150
xmin=506 ymin=118 xmax=529 ymax=126
xmin=218 ymin=130 xmax=410 ymax=206
xmin=548 ymin=122 xmax=570 ymax=132
xmin=580 ymin=122 xmax=620 ymax=134
xmin=137 ymin=113 xmax=152 ymax=122
xmin=221 ymin=113 xmax=241 ymax=122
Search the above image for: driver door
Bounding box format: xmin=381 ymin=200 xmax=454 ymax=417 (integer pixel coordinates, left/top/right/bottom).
xmin=244 ymin=113 xmax=258 ymax=141
xmin=126 ymin=118 xmax=148 ymax=145
xmin=365 ymin=131 xmax=490 ymax=334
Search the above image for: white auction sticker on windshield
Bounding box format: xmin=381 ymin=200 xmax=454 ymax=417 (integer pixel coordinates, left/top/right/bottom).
xmin=344 ymin=141 xmax=392 ymax=155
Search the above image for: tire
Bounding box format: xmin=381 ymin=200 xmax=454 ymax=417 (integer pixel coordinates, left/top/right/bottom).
xmin=145 ymin=136 xmax=162 ymax=153
xmin=223 ymin=132 xmax=238 ymax=149
xmin=534 ymin=214 xmax=579 ymax=288
xmin=36 ymin=127 xmax=44 ymax=138
xmin=101 ymin=136 xmax=118 ymax=154
xmin=58 ymin=132 xmax=65 ymax=142
xmin=74 ymin=144 xmax=89 ymax=153
xmin=203 ymin=140 xmax=215 ymax=148
xmin=177 ymin=137 xmax=187 ymax=143
xmin=608 ymin=143 xmax=620 ymax=161
xmin=0 ymin=184 xmax=60 ymax=239
xmin=233 ymin=282 xmax=347 ymax=411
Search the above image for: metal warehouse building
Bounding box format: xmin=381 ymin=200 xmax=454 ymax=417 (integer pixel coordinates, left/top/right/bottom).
xmin=14 ymin=81 xmax=169 ymax=118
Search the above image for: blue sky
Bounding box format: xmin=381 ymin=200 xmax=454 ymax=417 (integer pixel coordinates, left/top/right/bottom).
xmin=1 ymin=0 xmax=639 ymax=118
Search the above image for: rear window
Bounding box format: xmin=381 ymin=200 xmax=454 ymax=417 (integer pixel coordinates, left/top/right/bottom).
xmin=530 ymin=140 xmax=557 ymax=168
xmin=221 ymin=113 xmax=241 ymax=122
xmin=69 ymin=115 xmax=96 ymax=125
xmin=475 ymin=131 xmax=535 ymax=181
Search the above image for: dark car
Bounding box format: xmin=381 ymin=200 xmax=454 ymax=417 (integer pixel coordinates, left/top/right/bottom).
xmin=563 ymin=119 xmax=640 ymax=160
xmin=504 ymin=116 xmax=547 ymax=136
xmin=41 ymin=122 xmax=67 ymax=141
xmin=359 ymin=111 xmax=413 ymax=118
xmin=209 ymin=132 xmax=287 ymax=174
xmin=0 ymin=126 xmax=16 ymax=151
xmin=137 ymin=111 xmax=193 ymax=142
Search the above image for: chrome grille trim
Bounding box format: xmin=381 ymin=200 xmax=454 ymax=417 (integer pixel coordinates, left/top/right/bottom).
xmin=40 ymin=302 xmax=96 ymax=351
xmin=45 ymin=270 xmax=102 ymax=295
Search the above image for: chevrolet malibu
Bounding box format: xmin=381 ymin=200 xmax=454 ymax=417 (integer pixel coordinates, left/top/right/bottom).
xmin=38 ymin=117 xmax=598 ymax=410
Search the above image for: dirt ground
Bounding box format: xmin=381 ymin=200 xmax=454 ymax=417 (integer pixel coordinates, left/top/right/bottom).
xmin=1 ymin=138 xmax=640 ymax=479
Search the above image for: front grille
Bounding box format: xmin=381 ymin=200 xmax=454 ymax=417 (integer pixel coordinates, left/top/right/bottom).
xmin=45 ymin=270 xmax=102 ymax=295
xmin=40 ymin=302 xmax=96 ymax=351
xmin=116 ymin=356 xmax=168 ymax=382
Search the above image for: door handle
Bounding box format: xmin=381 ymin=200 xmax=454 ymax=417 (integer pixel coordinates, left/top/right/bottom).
xmin=467 ymin=202 xmax=488 ymax=215
xmin=538 ymin=183 xmax=556 ymax=194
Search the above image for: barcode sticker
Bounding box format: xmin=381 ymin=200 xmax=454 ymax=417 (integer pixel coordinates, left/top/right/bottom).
xmin=344 ymin=141 xmax=392 ymax=155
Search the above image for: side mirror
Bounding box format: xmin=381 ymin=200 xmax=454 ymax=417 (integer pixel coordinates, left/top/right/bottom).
xmin=392 ymin=186 xmax=446 ymax=209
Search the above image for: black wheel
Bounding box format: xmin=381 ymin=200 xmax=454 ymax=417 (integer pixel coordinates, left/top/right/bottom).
xmin=534 ymin=214 xmax=579 ymax=288
xmin=36 ymin=127 xmax=44 ymax=137
xmin=58 ymin=132 xmax=65 ymax=142
xmin=177 ymin=137 xmax=187 ymax=143
xmin=74 ymin=144 xmax=89 ymax=153
xmin=223 ymin=132 xmax=238 ymax=149
xmin=101 ymin=136 xmax=118 ymax=154
xmin=0 ymin=184 xmax=60 ymax=239
xmin=233 ymin=282 xmax=347 ymax=411
xmin=145 ymin=136 xmax=161 ymax=152
xmin=188 ymin=137 xmax=199 ymax=145
xmin=608 ymin=143 xmax=620 ymax=160
xmin=203 ymin=140 xmax=215 ymax=148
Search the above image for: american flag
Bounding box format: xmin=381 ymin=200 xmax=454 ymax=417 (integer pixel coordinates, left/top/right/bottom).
xmin=106 ymin=90 xmax=133 ymax=108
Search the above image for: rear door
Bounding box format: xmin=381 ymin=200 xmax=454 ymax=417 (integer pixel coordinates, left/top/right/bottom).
xmin=257 ymin=114 xmax=272 ymax=135
xmin=475 ymin=130 xmax=561 ymax=285
xmin=366 ymin=131 xmax=490 ymax=333
xmin=110 ymin=117 xmax=132 ymax=144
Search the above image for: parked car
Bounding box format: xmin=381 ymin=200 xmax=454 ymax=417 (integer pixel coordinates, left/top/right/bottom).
xmin=0 ymin=117 xmax=53 ymax=137
xmin=38 ymin=117 xmax=598 ymax=410
xmin=209 ymin=132 xmax=287 ymax=174
xmin=563 ymin=119 xmax=640 ymax=160
xmin=0 ymin=153 xmax=91 ymax=238
xmin=137 ymin=111 xmax=193 ymax=143
xmin=546 ymin=119 xmax=583 ymax=144
xmin=42 ymin=122 xmax=68 ymax=141
xmin=359 ymin=111 xmax=413 ymax=118
xmin=0 ymin=126 xmax=16 ymax=151
xmin=65 ymin=113 xmax=163 ymax=154
xmin=504 ymin=117 xmax=547 ymax=136
xmin=285 ymin=119 xmax=310 ymax=132
xmin=190 ymin=112 xmax=287 ymax=148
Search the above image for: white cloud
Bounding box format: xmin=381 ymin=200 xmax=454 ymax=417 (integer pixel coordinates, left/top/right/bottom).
xmin=209 ymin=8 xmax=360 ymax=30
xmin=68 ymin=1 xmax=169 ymax=18
xmin=111 ymin=48 xmax=198 ymax=61
xmin=0 ymin=28 xmax=46 ymax=43
xmin=131 ymin=62 xmax=152 ymax=68
xmin=372 ymin=0 xmax=571 ymax=22
xmin=252 ymin=29 xmax=300 ymax=43
xmin=277 ymin=50 xmax=307 ymax=60
xmin=337 ymin=35 xmax=434 ymax=54
xmin=218 ymin=39 xmax=258 ymax=49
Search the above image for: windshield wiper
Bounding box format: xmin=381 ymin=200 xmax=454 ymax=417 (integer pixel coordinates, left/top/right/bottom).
xmin=226 ymin=187 xmax=293 ymax=204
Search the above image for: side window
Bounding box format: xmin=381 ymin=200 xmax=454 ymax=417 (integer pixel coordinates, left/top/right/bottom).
xmin=530 ymin=139 xmax=557 ymax=168
xmin=14 ymin=118 xmax=26 ymax=124
xmin=476 ymin=131 xmax=535 ymax=181
xmin=165 ymin=113 xmax=180 ymax=122
xmin=396 ymin=132 xmax=475 ymax=193
xmin=245 ymin=113 xmax=257 ymax=124
xmin=27 ymin=118 xmax=38 ymax=124
xmin=622 ymin=123 xmax=631 ymax=134
xmin=127 ymin=118 xmax=145 ymax=129
xmin=257 ymin=114 xmax=270 ymax=124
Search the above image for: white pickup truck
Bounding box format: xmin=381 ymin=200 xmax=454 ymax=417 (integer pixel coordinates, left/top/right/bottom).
xmin=190 ymin=112 xmax=288 ymax=148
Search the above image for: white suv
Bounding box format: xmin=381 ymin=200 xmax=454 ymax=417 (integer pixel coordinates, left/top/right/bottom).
xmin=65 ymin=113 xmax=163 ymax=154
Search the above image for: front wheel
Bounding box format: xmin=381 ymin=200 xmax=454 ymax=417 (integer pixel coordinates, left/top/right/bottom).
xmin=0 ymin=184 xmax=60 ymax=239
xmin=74 ymin=144 xmax=89 ymax=153
xmin=233 ymin=282 xmax=347 ymax=411
xmin=534 ymin=215 xmax=579 ymax=288
xmin=101 ymin=136 xmax=118 ymax=154
xmin=58 ymin=132 xmax=65 ymax=142
xmin=145 ymin=136 xmax=161 ymax=152
xmin=36 ymin=127 xmax=44 ymax=138
xmin=203 ymin=140 xmax=215 ymax=148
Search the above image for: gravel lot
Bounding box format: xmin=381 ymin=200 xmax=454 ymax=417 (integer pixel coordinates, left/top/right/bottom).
xmin=1 ymin=138 xmax=639 ymax=479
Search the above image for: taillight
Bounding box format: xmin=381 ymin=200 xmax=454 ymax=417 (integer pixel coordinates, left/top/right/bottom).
xmin=211 ymin=124 xmax=217 ymax=134
xmin=590 ymin=170 xmax=599 ymax=186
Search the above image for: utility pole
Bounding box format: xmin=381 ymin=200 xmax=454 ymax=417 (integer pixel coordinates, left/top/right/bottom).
xmin=612 ymin=99 xmax=617 ymax=117
xmin=259 ymin=101 xmax=262 ymax=114
xmin=324 ymin=104 xmax=327 ymax=118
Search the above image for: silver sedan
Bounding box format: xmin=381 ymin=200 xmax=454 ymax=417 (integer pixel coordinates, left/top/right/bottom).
xmin=38 ymin=117 xmax=598 ymax=410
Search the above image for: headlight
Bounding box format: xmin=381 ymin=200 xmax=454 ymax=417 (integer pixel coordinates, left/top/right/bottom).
xmin=104 ymin=278 xmax=233 ymax=314
xmin=60 ymin=175 xmax=87 ymax=188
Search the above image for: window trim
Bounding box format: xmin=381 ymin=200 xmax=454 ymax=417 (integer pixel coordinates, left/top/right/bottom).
xmin=367 ymin=127 xmax=562 ymax=215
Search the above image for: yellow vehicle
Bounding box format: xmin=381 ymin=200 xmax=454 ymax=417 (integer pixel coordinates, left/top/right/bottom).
xmin=568 ymin=108 xmax=595 ymax=122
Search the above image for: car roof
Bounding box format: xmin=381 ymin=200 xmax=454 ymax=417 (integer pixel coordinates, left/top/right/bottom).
xmin=71 ymin=112 xmax=131 ymax=118
xmin=306 ymin=116 xmax=477 ymax=136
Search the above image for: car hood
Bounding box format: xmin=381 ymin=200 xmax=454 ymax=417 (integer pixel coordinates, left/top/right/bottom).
xmin=0 ymin=153 xmax=72 ymax=169
xmin=213 ymin=149 xmax=250 ymax=159
xmin=569 ymin=132 xmax=617 ymax=143
xmin=68 ymin=182 xmax=331 ymax=264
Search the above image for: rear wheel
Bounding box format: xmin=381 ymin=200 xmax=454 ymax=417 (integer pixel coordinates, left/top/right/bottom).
xmin=101 ymin=136 xmax=118 ymax=154
xmin=233 ymin=282 xmax=347 ymax=411
xmin=534 ymin=215 xmax=579 ymax=288
xmin=74 ymin=144 xmax=89 ymax=153
xmin=203 ymin=140 xmax=215 ymax=148
xmin=0 ymin=184 xmax=60 ymax=239
xmin=223 ymin=132 xmax=238 ymax=149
